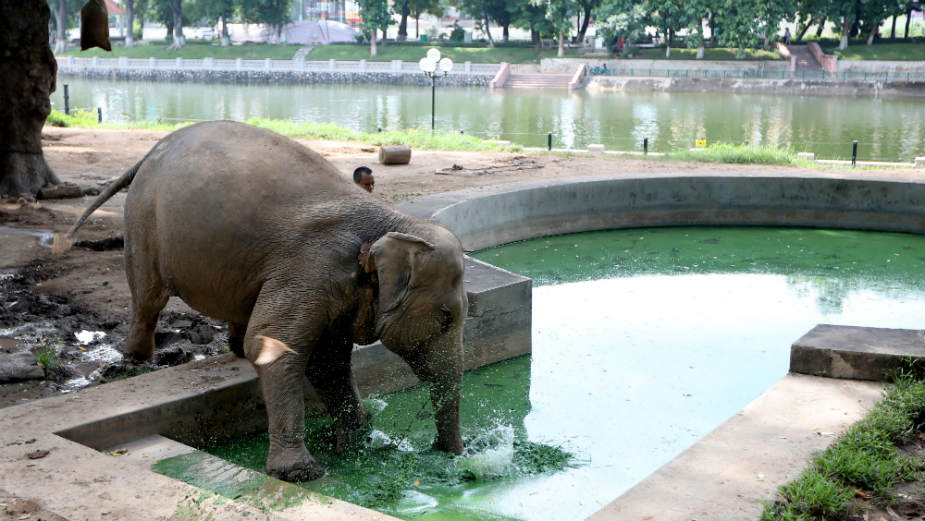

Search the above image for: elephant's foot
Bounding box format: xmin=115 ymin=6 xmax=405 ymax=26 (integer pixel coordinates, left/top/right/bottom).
xmin=266 ymin=445 xmax=324 ymax=482
xmin=333 ymin=408 xmax=370 ymax=455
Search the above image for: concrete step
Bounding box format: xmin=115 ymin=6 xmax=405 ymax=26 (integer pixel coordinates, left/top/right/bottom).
xmin=588 ymin=372 xmax=884 ymax=520
xmin=504 ymin=73 xmax=573 ymax=89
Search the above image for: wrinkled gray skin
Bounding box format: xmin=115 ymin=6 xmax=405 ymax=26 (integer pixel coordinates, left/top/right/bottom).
xmin=66 ymin=121 xmax=468 ymax=481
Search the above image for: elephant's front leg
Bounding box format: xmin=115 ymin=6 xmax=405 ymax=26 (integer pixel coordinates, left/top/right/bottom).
xmin=306 ymin=330 xmax=369 ymax=455
xmin=244 ymin=307 xmax=324 ymax=482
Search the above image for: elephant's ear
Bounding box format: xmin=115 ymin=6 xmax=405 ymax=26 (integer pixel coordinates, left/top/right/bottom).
xmin=369 ymin=232 xmax=435 ymax=313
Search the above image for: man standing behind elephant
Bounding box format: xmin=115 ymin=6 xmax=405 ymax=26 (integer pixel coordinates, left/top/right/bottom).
xmin=353 ymin=166 xmax=375 ymax=192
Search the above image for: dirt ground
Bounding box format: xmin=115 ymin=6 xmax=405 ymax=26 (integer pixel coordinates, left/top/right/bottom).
xmin=0 ymin=126 xmax=923 ymax=518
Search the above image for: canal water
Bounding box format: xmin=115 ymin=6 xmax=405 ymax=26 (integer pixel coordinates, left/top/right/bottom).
xmin=160 ymin=227 xmax=925 ymax=520
xmin=51 ymin=78 xmax=925 ymax=161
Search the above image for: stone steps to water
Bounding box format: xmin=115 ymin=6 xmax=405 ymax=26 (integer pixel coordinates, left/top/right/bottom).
xmin=503 ymin=73 xmax=573 ymax=88
xmin=786 ymin=44 xmax=821 ymax=71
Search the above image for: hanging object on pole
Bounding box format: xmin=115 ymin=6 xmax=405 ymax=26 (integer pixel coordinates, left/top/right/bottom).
xmin=80 ymin=0 xmax=112 ymax=51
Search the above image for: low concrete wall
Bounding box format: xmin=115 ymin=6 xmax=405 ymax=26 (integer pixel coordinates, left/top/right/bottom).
xmin=58 ymin=68 xmax=494 ymax=86
xmin=838 ymin=60 xmax=925 ymax=73
xmin=401 ymin=174 xmax=925 ymax=252
xmin=542 ymin=57 xmax=791 ymax=73
xmin=588 ymin=76 xmax=925 ymax=97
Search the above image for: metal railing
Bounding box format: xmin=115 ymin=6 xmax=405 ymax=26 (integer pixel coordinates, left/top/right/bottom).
xmin=57 ymin=56 xmax=499 ymax=76
xmin=589 ymin=67 xmax=925 ymax=83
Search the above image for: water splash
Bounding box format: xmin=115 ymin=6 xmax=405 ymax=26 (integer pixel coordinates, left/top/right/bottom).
xmin=460 ymin=424 xmax=515 ymax=480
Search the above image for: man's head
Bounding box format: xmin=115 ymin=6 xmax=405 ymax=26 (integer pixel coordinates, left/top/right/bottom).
xmin=353 ymin=166 xmax=375 ymax=193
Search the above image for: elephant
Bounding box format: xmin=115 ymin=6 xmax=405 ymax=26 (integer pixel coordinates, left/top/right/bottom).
xmin=60 ymin=120 xmax=468 ymax=481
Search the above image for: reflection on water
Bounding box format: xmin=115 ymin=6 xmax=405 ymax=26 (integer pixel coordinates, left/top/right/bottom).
xmin=469 ymin=227 xmax=923 ymax=519
xmin=51 ymin=78 xmax=925 ymax=160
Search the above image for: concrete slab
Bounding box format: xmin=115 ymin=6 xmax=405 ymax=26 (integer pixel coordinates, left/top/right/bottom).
xmin=791 ymin=324 xmax=925 ymax=380
xmin=587 ymin=373 xmax=884 ymax=521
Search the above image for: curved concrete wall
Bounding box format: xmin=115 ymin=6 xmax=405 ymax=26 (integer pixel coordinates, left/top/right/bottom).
xmin=399 ymin=174 xmax=925 ymax=251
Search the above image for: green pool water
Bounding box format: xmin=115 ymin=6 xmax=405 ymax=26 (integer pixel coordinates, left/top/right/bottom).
xmin=156 ymin=227 xmax=924 ymax=520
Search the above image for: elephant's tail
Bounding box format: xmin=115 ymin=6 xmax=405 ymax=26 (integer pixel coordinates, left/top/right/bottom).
xmin=52 ymin=157 xmax=144 ymax=254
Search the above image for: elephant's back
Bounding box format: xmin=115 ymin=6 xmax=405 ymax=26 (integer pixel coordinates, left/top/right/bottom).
xmin=123 ymin=121 xmax=357 ymax=319
xmin=134 ymin=120 xmax=350 ymax=207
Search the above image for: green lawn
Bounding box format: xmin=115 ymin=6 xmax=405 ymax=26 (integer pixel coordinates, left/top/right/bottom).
xmin=633 ymin=47 xmax=785 ymax=60
xmin=827 ymin=41 xmax=925 ymax=61
xmin=56 ymin=39 xmax=302 ymax=59
xmin=305 ymin=43 xmax=579 ymax=63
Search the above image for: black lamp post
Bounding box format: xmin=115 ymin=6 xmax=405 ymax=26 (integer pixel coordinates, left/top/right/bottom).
xmin=418 ymin=48 xmax=453 ymax=133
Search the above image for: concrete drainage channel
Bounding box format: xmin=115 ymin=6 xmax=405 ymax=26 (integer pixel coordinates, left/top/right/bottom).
xmin=0 ymin=172 xmax=922 ymax=520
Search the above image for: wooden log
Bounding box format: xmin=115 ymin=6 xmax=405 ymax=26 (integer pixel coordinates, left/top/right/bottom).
xmin=379 ymin=145 xmax=412 ymax=165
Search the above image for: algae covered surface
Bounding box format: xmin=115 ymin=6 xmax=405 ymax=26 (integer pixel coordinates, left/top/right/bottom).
xmin=179 ymin=356 xmax=573 ymax=520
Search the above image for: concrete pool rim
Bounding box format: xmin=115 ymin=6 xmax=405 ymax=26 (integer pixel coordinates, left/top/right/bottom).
xmin=1 ymin=171 xmax=923 ymax=520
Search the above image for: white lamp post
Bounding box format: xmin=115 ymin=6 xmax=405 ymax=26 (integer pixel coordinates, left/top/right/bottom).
xmin=418 ymin=47 xmax=453 ymax=132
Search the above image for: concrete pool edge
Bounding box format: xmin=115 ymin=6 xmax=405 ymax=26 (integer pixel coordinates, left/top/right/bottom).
xmin=1 ymin=172 xmax=922 ymax=520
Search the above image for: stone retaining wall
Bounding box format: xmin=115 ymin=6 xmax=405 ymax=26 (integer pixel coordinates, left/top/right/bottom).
xmin=58 ymin=67 xmax=495 ymax=86
xmin=589 ymin=76 xmax=925 ymax=97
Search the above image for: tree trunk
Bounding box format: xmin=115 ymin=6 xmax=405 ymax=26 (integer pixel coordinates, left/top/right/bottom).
xmin=381 ymin=28 xmax=387 ymax=46
xmin=53 ymin=0 xmax=67 ymax=53
xmin=137 ymin=8 xmax=145 ymax=40
xmin=816 ymin=17 xmax=826 ymax=37
xmin=696 ymin=44 xmax=704 ymax=59
xmin=415 ymin=14 xmax=419 ymax=39
xmin=839 ymin=18 xmax=850 ymax=50
xmin=890 ymin=14 xmax=896 ymax=39
xmin=557 ymin=32 xmax=564 ymax=57
xmin=168 ymin=0 xmax=185 ymax=49
xmin=370 ymin=32 xmax=377 ymax=57
xmin=483 ymin=13 xmax=494 ymax=47
xmin=503 ymin=23 xmax=509 ymax=43
xmin=125 ymin=0 xmax=134 ymax=47
xmin=866 ymin=25 xmax=877 ymax=46
xmin=531 ymin=27 xmax=540 ymax=49
xmin=796 ymin=15 xmax=812 ymax=41
xmin=709 ymin=12 xmax=716 ymax=45
xmin=397 ymin=0 xmax=408 ymax=41
xmin=904 ymin=9 xmax=912 ymax=39
xmin=0 ymin=0 xmax=61 ymax=197
xmin=577 ymin=4 xmax=592 ymax=43
xmin=665 ymin=27 xmax=671 ymax=58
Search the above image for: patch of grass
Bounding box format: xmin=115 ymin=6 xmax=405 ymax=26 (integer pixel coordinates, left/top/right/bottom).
xmin=761 ymin=468 xmax=854 ymax=520
xmin=45 ymin=108 xmax=100 ymax=128
xmin=34 ymin=344 xmax=60 ymax=375
xmin=46 ymin=109 xmax=191 ymax=132
xmin=667 ymin=142 xmax=811 ymax=166
xmin=56 ymin=40 xmax=302 ymax=59
xmin=828 ymin=42 xmax=925 ymax=61
xmin=634 ymin=46 xmax=784 ymax=61
xmin=244 ymin=118 xmax=521 ymax=152
xmin=762 ymin=369 xmax=925 ymax=520
xmin=44 ymin=110 xmax=519 ymax=152
xmin=305 ymin=43 xmax=580 ymax=63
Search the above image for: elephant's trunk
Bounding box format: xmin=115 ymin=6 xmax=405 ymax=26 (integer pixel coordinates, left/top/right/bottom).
xmin=403 ymin=330 xmax=464 ymax=455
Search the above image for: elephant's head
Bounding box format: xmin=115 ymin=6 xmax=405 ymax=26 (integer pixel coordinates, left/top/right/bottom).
xmin=360 ymin=227 xmax=467 ymax=454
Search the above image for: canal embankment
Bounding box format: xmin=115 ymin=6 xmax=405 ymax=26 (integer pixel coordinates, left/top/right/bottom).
xmin=55 ymin=56 xmax=925 ymax=96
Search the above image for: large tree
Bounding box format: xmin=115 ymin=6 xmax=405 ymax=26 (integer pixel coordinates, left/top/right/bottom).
xmin=534 ymin=0 xmax=578 ymax=56
xmin=357 ymin=0 xmax=391 ymax=57
xmin=240 ymin=0 xmax=292 ymax=39
xmin=0 ymin=0 xmax=60 ymax=197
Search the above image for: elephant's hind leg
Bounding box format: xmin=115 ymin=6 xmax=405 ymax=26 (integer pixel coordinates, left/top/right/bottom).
xmin=306 ymin=328 xmax=369 ymax=455
xmin=124 ymin=237 xmax=169 ymax=361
